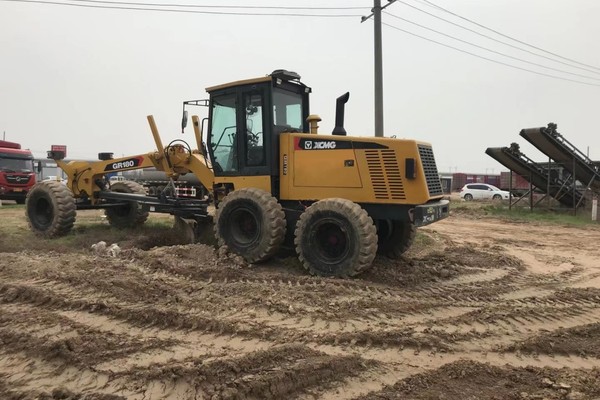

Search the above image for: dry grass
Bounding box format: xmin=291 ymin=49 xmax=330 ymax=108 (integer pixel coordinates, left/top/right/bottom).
xmin=0 ymin=205 xmax=194 ymax=253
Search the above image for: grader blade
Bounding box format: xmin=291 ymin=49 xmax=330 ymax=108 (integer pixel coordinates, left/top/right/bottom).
xmin=173 ymin=214 xmax=215 ymax=245
xmin=173 ymin=216 xmax=197 ymax=244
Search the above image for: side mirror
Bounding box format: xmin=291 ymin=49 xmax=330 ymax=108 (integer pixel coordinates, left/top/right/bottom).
xmin=181 ymin=110 xmax=188 ymax=132
xmin=37 ymin=160 xmax=42 ymax=173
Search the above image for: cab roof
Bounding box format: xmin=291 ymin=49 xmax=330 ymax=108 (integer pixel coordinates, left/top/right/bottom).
xmin=205 ymin=69 xmax=305 ymax=93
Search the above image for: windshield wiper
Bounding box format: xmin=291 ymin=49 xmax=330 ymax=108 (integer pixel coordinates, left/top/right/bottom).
xmin=0 ymin=167 xmax=16 ymax=173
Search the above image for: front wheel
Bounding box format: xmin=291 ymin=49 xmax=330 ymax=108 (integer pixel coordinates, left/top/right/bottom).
xmin=492 ymin=194 xmax=502 ymax=200
xmin=105 ymin=181 xmax=149 ymax=229
xmin=215 ymin=188 xmax=286 ymax=263
xmin=25 ymin=181 xmax=76 ymax=237
xmin=464 ymin=193 xmax=473 ymax=201
xmin=294 ymin=198 xmax=377 ymax=278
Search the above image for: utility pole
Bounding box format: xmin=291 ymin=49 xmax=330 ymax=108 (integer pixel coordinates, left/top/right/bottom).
xmin=373 ymin=0 xmax=383 ymax=137
xmin=362 ymin=0 xmax=396 ymax=137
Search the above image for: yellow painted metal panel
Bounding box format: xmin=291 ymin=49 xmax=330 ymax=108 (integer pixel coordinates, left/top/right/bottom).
xmin=59 ymin=153 xmax=159 ymax=201
xmin=206 ymin=76 xmax=271 ymax=93
xmin=279 ymin=133 xmax=436 ymax=204
xmin=215 ymin=175 xmax=272 ymax=193
xmin=293 ymin=148 xmax=362 ymax=188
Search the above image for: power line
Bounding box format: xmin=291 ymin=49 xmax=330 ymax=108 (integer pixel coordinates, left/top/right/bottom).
xmin=396 ymin=0 xmax=600 ymax=76
xmin=0 ymin=0 xmax=363 ymax=16
xmin=64 ymin=0 xmax=370 ymax=10
xmin=420 ymin=0 xmax=600 ymax=72
xmin=384 ymin=11 xmax=600 ymax=82
xmin=381 ymin=21 xmax=600 ymax=87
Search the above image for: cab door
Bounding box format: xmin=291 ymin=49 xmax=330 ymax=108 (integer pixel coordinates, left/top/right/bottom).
xmin=208 ymin=86 xmax=270 ymax=176
xmin=239 ymin=88 xmax=270 ymax=176
xmin=208 ymin=90 xmax=238 ymax=175
xmin=208 ymin=84 xmax=273 ymax=193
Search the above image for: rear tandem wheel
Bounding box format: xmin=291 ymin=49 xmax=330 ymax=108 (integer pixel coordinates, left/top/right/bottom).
xmin=294 ymin=198 xmax=378 ymax=278
xmin=376 ymin=219 xmax=416 ymax=259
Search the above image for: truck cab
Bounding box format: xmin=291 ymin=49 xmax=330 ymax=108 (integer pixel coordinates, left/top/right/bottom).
xmin=0 ymin=140 xmax=36 ymax=204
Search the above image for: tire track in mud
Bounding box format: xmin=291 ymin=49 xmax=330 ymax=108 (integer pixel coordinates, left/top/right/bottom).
xmin=1 ymin=220 xmax=600 ymax=399
xmin=0 ymin=280 xmax=476 ymax=354
xmin=411 ymin=286 xmax=600 ymax=357
xmin=355 ymin=359 xmax=600 ymax=400
xmin=109 ymin=344 xmax=377 ymax=400
xmin=0 ymin=280 xmax=295 ymax=342
xmin=0 ymin=304 xmax=178 ymax=368
xmin=0 ymin=350 xmax=135 ymax=398
xmin=0 ymin=335 xmax=376 ymax=400
xmin=505 ymin=322 xmax=600 ymax=358
xmin=0 ymin=250 xmax=523 ymax=341
xmin=305 ymin=345 xmax=600 ymax=400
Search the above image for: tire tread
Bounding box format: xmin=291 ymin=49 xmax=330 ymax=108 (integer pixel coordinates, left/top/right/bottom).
xmin=25 ymin=180 xmax=76 ymax=237
xmin=215 ymin=188 xmax=286 ymax=263
xmin=294 ymin=198 xmax=377 ymax=277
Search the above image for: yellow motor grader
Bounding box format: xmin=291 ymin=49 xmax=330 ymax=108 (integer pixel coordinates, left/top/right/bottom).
xmin=26 ymin=70 xmax=449 ymax=277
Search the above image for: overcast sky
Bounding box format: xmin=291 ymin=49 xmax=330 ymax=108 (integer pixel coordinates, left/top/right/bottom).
xmin=1 ymin=0 xmax=599 ymax=174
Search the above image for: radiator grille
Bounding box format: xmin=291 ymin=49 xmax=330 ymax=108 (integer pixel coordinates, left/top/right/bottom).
xmin=417 ymin=144 xmax=443 ymax=196
xmin=5 ymin=175 xmax=32 ymax=185
xmin=365 ymin=150 xmax=406 ymax=200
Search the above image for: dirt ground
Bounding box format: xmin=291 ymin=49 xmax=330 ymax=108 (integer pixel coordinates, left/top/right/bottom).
xmin=1 ymin=202 xmax=600 ymax=399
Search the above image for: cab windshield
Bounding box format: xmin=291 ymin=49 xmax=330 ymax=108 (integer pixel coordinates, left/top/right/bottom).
xmin=0 ymin=156 xmax=34 ymax=173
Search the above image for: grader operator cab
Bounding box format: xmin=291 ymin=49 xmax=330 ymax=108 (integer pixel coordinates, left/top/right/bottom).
xmin=26 ymin=70 xmax=449 ymax=277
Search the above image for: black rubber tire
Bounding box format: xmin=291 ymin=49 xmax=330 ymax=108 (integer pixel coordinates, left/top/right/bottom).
xmin=492 ymin=194 xmax=502 ymax=200
xmin=105 ymin=181 xmax=149 ymax=229
xmin=294 ymin=198 xmax=377 ymax=278
xmin=25 ymin=181 xmax=76 ymax=237
xmin=376 ymin=219 xmax=416 ymax=259
xmin=464 ymin=194 xmax=473 ymax=201
xmin=215 ymin=188 xmax=286 ymax=263
xmin=16 ymin=198 xmax=25 ymax=205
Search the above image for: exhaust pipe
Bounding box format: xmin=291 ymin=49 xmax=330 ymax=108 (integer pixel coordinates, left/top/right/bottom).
xmin=332 ymin=92 xmax=350 ymax=136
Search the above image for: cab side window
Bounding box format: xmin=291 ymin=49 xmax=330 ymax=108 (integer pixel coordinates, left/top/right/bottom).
xmin=209 ymin=94 xmax=238 ymax=172
xmin=273 ymin=89 xmax=303 ymax=130
xmin=244 ymin=93 xmax=266 ymax=167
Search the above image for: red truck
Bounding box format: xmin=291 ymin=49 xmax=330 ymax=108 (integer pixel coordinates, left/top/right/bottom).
xmin=0 ymin=140 xmax=36 ymax=204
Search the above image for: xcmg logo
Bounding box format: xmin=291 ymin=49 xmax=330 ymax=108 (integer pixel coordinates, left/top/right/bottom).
xmin=303 ymin=140 xmax=337 ymax=150
xmin=294 ymin=137 xmax=352 ymax=151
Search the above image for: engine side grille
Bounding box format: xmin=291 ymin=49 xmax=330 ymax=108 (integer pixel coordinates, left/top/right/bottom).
xmin=365 ymin=150 xmax=406 ymax=200
xmin=417 ymin=144 xmax=443 ymax=196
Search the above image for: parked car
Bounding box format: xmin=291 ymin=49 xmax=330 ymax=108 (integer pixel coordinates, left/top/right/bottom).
xmin=459 ymin=183 xmax=510 ymax=201
xmin=42 ymin=176 xmax=67 ymax=185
